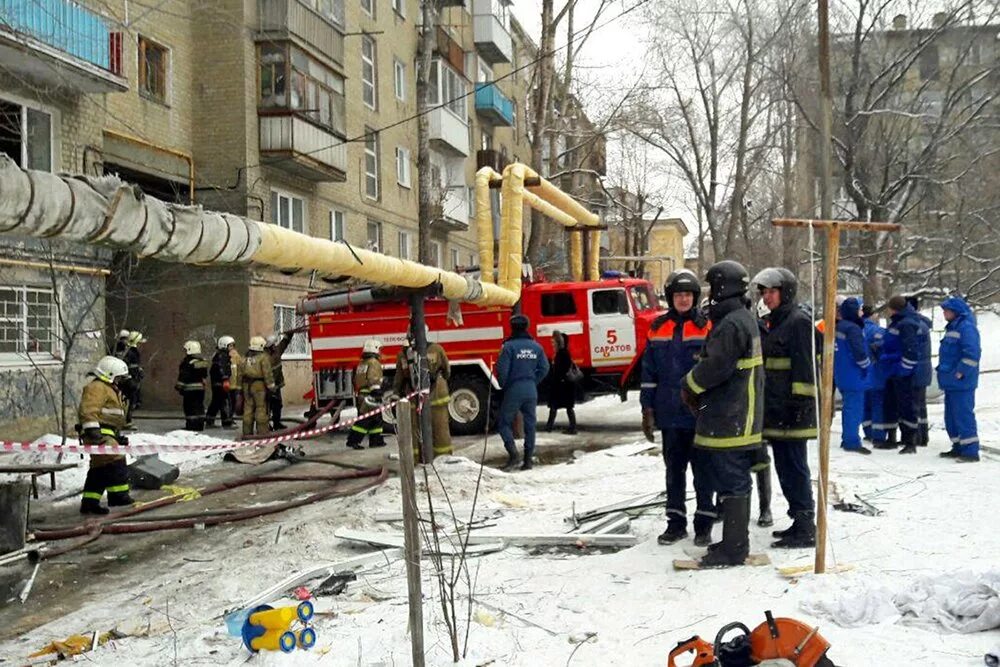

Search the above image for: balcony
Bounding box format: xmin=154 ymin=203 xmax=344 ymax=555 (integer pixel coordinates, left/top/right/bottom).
xmin=259 ymin=112 xmax=347 ymax=182
xmin=476 ymin=148 xmax=506 ymax=172
xmin=435 ymin=185 xmax=470 ymax=231
xmin=429 ymin=107 xmax=469 ymax=157
xmin=474 ymin=83 xmax=514 ymax=127
xmin=257 ymin=0 xmax=344 ymax=70
xmin=472 ymin=0 xmax=512 ymax=64
xmin=0 ymin=0 xmax=127 ymax=93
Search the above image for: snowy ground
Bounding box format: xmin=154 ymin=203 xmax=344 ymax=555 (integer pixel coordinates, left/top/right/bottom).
xmin=1 ymin=315 xmax=999 ymax=666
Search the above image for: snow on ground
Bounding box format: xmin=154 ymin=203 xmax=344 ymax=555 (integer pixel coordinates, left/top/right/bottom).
xmin=3 ymin=315 xmax=1000 ymax=665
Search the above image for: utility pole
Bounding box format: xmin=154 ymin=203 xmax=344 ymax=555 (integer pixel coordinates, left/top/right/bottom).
xmin=817 ymin=0 xmax=834 ymax=297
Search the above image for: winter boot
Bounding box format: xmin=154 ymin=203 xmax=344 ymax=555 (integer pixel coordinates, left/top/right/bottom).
xmin=520 ymin=458 xmax=534 ymax=471
xmin=502 ymin=444 xmax=520 ymax=472
xmin=107 ymin=488 xmax=135 ymax=507
xmin=755 ymin=467 xmax=773 ymax=528
xmin=771 ymin=514 xmax=815 ymax=549
xmin=545 ymin=409 xmax=556 ymax=432
xmin=955 ymin=453 xmax=981 ymax=463
xmin=204 ymin=418 xmax=216 ymax=428
xmin=563 ymin=409 xmax=578 ymax=435
xmin=693 ymin=527 xmax=713 ymax=547
xmin=80 ymin=497 xmax=109 ymax=515
xmin=657 ymin=522 xmax=688 ymax=545
xmin=699 ymin=495 xmax=750 ymax=567
xmin=899 ymin=444 xmax=918 ymax=454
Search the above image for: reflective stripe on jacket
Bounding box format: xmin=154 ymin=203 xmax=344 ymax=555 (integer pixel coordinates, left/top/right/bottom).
xmin=640 ymin=310 xmax=711 ymax=430
xmin=937 ymin=296 xmax=980 ymax=392
xmin=761 ymin=302 xmax=818 ymax=439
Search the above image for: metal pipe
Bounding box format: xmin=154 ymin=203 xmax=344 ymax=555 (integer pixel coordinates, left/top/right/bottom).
xmin=0 ymin=257 xmax=110 ymax=276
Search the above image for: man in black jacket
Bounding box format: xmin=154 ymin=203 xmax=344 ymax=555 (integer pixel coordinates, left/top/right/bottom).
xmin=682 ymin=260 xmax=764 ymax=567
xmin=752 ymin=267 xmax=818 ymax=549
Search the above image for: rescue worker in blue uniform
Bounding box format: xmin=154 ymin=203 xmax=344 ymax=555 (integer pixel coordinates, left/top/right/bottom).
xmin=907 ymin=296 xmax=933 ymax=446
xmin=882 ymin=295 xmax=932 ymax=454
xmin=497 ymin=314 xmax=550 ymax=471
xmin=861 ymin=305 xmax=888 ymax=443
xmin=834 ymin=297 xmax=872 ymax=454
xmin=641 ymin=269 xmax=716 ymax=546
xmin=753 ymin=267 xmax=818 ymax=549
xmin=937 ymin=296 xmax=981 ymax=462
xmin=682 ymin=261 xmax=764 ymax=568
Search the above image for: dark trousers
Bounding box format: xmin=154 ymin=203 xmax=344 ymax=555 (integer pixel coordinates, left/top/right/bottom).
xmin=346 ymin=408 xmax=385 ymax=448
xmin=770 ymin=439 xmax=814 ymax=520
xmin=82 ymin=458 xmax=130 ymax=503
xmin=546 ymin=407 xmax=576 ymax=431
xmin=499 ymin=384 xmax=538 ymax=460
xmin=888 ymin=376 xmax=919 ymax=446
xmin=206 ymin=384 xmax=232 ymax=425
xmin=663 ymin=428 xmax=715 ymax=532
xmin=915 ymin=385 xmax=929 ymax=445
xmin=702 ymin=447 xmax=754 ymax=497
xmin=269 ymin=388 xmax=284 ymax=427
xmin=182 ymin=389 xmax=205 ymax=431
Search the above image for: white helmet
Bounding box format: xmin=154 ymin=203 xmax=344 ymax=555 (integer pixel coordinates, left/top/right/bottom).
xmin=184 ymin=340 xmax=202 ymax=355
xmin=362 ymin=338 xmax=382 ymax=355
xmin=218 ymin=335 xmax=235 ymax=349
xmin=128 ymin=331 xmax=145 ymax=346
xmin=118 ymin=329 xmax=130 ymax=339
xmin=94 ymin=355 xmax=129 ymax=383
xmin=249 ymin=336 xmax=266 ymax=352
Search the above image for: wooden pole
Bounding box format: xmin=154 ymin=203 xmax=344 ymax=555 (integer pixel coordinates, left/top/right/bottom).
xmin=396 ymin=399 xmax=425 ymax=667
xmin=817 ymin=0 xmax=834 ymax=310
xmin=771 ymin=216 xmax=900 ymax=574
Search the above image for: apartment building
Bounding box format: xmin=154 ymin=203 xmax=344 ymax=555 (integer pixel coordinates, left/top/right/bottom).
xmin=0 ymin=0 xmax=601 ymax=427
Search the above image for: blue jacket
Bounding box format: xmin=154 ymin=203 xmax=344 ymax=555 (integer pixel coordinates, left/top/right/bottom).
xmin=883 ymin=304 xmax=932 ymax=386
xmin=497 ymin=332 xmax=549 ymax=388
xmin=834 ymin=298 xmax=871 ymax=392
xmin=863 ymin=317 xmax=888 ymax=390
xmin=937 ymin=296 xmax=980 ymax=392
xmin=640 ymin=309 xmax=710 ymax=429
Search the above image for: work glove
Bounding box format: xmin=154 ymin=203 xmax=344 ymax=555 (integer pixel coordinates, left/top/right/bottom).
xmin=81 ymin=427 xmax=103 ymax=445
xmin=116 ymin=434 xmax=130 ymax=448
xmin=641 ymin=409 xmax=656 ymax=443
xmin=680 ymin=386 xmax=699 ymax=415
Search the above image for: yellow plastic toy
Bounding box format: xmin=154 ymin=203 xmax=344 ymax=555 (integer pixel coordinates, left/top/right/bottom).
xmin=240 ymin=600 xmax=316 ymax=653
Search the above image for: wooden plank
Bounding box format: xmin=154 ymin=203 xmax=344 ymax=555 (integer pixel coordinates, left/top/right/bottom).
xmin=777 ymin=563 xmax=854 ymax=578
xmin=771 ymin=218 xmax=901 ymax=232
xmin=672 ymin=554 xmax=771 ymax=570
xmin=0 ymin=464 xmax=78 ymax=473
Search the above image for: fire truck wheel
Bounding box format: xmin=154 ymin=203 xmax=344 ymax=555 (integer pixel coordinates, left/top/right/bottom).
xmin=448 ymin=373 xmax=490 ymax=436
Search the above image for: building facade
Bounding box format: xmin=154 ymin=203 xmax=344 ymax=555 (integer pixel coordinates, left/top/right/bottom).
xmin=0 ymin=0 xmax=602 ymax=431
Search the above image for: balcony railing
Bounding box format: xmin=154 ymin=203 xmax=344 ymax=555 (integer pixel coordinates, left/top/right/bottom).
xmin=259 ymin=112 xmax=348 ymax=182
xmin=0 ymin=0 xmax=127 ymax=92
xmin=472 ymin=0 xmax=512 ymax=64
xmin=474 ymin=83 xmax=514 ymax=126
xmin=429 ymin=107 xmax=470 ymax=157
xmin=258 ymin=0 xmax=345 ymax=69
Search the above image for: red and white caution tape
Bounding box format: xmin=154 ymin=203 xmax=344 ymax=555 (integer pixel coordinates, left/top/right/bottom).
xmin=0 ymin=389 xmax=428 ymax=455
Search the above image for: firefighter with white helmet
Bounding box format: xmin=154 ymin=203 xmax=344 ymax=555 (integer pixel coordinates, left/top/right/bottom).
xmin=240 ymin=336 xmax=275 ymax=436
xmin=78 ymin=356 xmax=134 ymax=514
xmin=175 ymin=340 xmax=209 ymax=431
xmin=394 ymin=326 xmax=453 ymax=461
xmin=346 ymin=338 xmax=386 ymax=450
xmin=114 ymin=329 xmax=130 ymax=358
xmin=265 ymin=331 xmax=295 ymax=430
xmin=122 ymin=330 xmax=146 ymax=428
xmin=206 ymin=335 xmax=237 ymax=428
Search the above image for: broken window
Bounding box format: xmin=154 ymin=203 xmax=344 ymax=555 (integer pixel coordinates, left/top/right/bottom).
xmin=0 ymin=98 xmax=52 ymax=171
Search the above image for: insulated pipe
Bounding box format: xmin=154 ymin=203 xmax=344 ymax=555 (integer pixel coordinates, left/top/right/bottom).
xmin=587 ymin=230 xmax=601 ymax=281
xmin=569 ymin=232 xmax=583 ymax=281
xmin=475 ymin=167 xmax=499 ymax=284
xmin=522 ymin=166 xmax=600 ymax=227
xmin=499 ymin=163 xmax=528 ymax=294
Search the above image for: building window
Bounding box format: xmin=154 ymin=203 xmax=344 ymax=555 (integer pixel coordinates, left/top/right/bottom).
xmin=392 ymin=0 xmax=404 ymax=15
xmin=273 ymin=305 xmax=309 ymax=357
xmin=367 ymin=220 xmax=383 ymax=252
xmin=270 ymin=190 xmax=305 ymax=233
xmin=138 ymin=36 xmax=169 ymax=103
xmin=469 ymin=253 xmax=477 ymax=268
xmin=0 ymin=286 xmax=57 ymax=360
xmin=398 ymin=231 xmax=411 ymax=259
xmin=361 ymin=0 xmax=375 ymax=18
xmin=364 ymin=129 xmax=380 ymax=200
xmin=258 ymin=43 xmax=346 ymax=136
xmin=428 ymin=60 xmax=467 ymax=118
xmin=330 ymin=209 xmax=345 ymax=241
xmin=467 ymin=186 xmax=475 ymax=217
xmin=430 ymin=241 xmax=442 ymax=267
xmin=396 ymin=147 xmax=411 ymax=188
xmin=361 ymin=36 xmax=377 ymax=109
xmin=393 ymin=59 xmax=406 ymax=101
xmin=305 ymin=0 xmax=345 ymax=26
xmin=450 ymin=248 xmax=460 ymax=269
xmin=0 ymin=98 xmax=52 ymax=171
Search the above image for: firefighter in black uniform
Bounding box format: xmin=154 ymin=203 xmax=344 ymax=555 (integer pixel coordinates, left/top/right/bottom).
xmin=175 ymin=340 xmax=210 ymax=431
xmin=681 ymin=261 xmax=764 ymax=567
xmin=752 ymin=267 xmax=818 ymax=549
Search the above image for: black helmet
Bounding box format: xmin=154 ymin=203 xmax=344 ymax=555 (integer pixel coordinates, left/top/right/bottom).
xmin=510 ymin=314 xmax=530 ymax=331
xmin=751 ymin=267 xmax=798 ymax=304
xmin=705 ymin=261 xmax=750 ymax=302
xmin=664 ymin=269 xmax=701 ymax=304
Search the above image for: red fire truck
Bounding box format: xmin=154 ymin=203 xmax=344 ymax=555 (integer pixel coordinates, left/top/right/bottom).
xmin=301 ymin=276 xmax=665 ymax=435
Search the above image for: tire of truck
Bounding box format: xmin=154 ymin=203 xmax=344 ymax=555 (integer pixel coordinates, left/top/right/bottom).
xmin=448 ymin=372 xmax=492 ymax=436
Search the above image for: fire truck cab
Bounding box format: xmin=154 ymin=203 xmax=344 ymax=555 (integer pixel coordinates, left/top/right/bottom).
xmin=304 ymin=276 xmax=664 ymax=435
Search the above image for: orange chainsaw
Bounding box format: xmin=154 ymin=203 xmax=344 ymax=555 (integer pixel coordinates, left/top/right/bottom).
xmin=667 ymin=611 xmax=836 ymax=667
